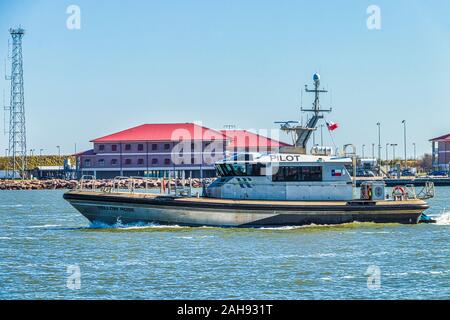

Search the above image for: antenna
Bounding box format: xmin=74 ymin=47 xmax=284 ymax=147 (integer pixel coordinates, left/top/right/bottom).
xmin=6 ymin=27 xmax=27 ymax=178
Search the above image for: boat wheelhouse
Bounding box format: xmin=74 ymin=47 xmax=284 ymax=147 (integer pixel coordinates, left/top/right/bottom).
xmin=207 ymin=153 xmax=354 ymax=201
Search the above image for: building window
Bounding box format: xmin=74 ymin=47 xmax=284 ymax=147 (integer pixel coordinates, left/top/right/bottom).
xmin=138 ymin=144 xmax=144 ymax=151
xmin=164 ymin=158 xmax=171 ymax=165
xmin=98 ymin=159 xmax=105 ymax=167
xmin=125 ymin=144 xmax=131 ymax=151
xmin=137 ymin=158 xmax=144 ymax=165
xmin=99 ymin=145 xmax=105 ymax=151
xmin=152 ymin=158 xmax=158 ymax=165
xmin=112 ymin=144 xmax=117 ymax=151
xmin=152 ymin=144 xmax=158 ymax=151
xmin=191 ymin=158 xmax=195 ymax=164
xmin=164 ymin=143 xmax=170 ymax=150
xmin=111 ymin=159 xmax=118 ymax=166
xmin=125 ymin=159 xmax=132 ymax=165
xmin=84 ymin=159 xmax=91 ymax=167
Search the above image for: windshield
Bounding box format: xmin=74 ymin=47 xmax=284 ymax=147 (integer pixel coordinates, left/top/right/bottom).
xmin=215 ymin=163 xmax=266 ymax=177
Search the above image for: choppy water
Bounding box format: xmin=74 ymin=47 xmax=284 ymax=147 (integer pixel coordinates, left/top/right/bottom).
xmin=0 ymin=187 xmax=449 ymax=300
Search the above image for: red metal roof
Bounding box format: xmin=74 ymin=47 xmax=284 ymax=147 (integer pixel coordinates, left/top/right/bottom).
xmin=92 ymin=123 xmax=229 ymax=142
xmin=221 ymin=130 xmax=291 ymax=148
xmin=430 ymin=134 xmax=450 ymax=142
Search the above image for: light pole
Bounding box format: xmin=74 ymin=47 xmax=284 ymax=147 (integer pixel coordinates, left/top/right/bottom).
xmin=412 ymin=143 xmax=416 ymax=161
xmin=402 ymin=120 xmax=407 ymax=167
xmin=56 ymin=146 xmax=61 ymax=157
xmin=377 ymin=122 xmax=381 ymax=162
xmin=391 ymin=144 xmax=398 ymax=161
xmin=362 ymin=144 xmax=365 ymax=158
xmin=40 ymin=149 xmax=43 ymax=156
xmin=372 ymin=143 xmax=375 ymax=159
xmin=386 ymin=143 xmax=389 ymax=162
xmin=320 ymin=124 xmax=324 ymax=146
xmin=30 ymin=149 xmax=35 ymax=156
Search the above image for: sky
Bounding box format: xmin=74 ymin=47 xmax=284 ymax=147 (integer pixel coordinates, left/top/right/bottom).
xmin=0 ymin=0 xmax=449 ymax=158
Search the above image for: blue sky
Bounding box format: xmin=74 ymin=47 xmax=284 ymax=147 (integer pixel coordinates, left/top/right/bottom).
xmin=0 ymin=0 xmax=449 ymax=158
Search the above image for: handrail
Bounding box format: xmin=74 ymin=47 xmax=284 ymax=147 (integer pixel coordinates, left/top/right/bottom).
xmin=76 ymin=175 xmax=201 ymax=197
xmin=78 ymin=175 xmax=96 ymax=191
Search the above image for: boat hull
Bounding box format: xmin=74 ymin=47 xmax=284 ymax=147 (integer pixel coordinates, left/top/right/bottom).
xmin=63 ymin=191 xmax=429 ymax=227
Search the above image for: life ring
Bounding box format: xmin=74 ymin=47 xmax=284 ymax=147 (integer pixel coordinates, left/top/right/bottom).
xmin=392 ymin=186 xmax=407 ymax=200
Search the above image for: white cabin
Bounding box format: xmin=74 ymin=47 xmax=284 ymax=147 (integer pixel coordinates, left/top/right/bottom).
xmin=206 ymin=153 xmax=354 ymax=201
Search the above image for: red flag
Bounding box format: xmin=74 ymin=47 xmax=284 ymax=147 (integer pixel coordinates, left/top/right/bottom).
xmin=326 ymin=121 xmax=339 ymax=131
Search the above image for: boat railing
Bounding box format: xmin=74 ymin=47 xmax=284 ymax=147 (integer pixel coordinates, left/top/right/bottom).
xmin=76 ymin=175 xmax=201 ymax=197
xmin=404 ymin=184 xmax=417 ymax=200
xmin=77 ymin=175 xmax=97 ymax=191
xmin=416 ymin=182 xmax=435 ymax=200
xmin=392 ymin=182 xmax=435 ymax=201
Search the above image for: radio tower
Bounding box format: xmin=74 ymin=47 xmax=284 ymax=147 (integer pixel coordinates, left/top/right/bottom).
xmin=5 ymin=27 xmax=27 ymax=178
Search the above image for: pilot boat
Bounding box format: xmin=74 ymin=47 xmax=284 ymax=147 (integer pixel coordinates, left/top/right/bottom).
xmin=63 ymin=74 xmax=432 ymax=227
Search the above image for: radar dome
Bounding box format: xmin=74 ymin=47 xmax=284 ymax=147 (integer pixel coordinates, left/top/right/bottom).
xmin=313 ymin=73 xmax=320 ymax=82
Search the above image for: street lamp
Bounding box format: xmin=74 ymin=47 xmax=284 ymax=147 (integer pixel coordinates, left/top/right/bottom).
xmin=40 ymin=149 xmax=43 ymax=156
xmin=362 ymin=144 xmax=365 ymax=158
xmin=386 ymin=143 xmax=389 ymax=162
xmin=412 ymin=143 xmax=416 ymax=161
xmin=402 ymin=120 xmax=407 ymax=167
xmin=56 ymin=146 xmax=61 ymax=157
xmin=320 ymin=124 xmax=324 ymax=146
xmin=372 ymin=143 xmax=375 ymax=159
xmin=391 ymin=144 xmax=398 ymax=161
xmin=30 ymin=149 xmax=35 ymax=156
xmin=377 ymin=122 xmax=381 ymax=162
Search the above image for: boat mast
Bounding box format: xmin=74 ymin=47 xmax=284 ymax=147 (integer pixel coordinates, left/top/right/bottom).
xmin=276 ymin=73 xmax=332 ymax=154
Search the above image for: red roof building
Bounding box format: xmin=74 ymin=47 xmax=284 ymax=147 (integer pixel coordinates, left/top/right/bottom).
xmin=92 ymin=123 xmax=228 ymax=143
xmin=430 ymin=133 xmax=450 ymax=170
xmin=76 ymin=123 xmax=291 ymax=179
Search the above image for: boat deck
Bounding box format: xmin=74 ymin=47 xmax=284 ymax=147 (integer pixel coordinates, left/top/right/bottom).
xmin=65 ymin=190 xmax=426 ymax=208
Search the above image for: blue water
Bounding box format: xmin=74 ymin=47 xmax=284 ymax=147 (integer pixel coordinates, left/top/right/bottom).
xmin=0 ymin=188 xmax=449 ymax=300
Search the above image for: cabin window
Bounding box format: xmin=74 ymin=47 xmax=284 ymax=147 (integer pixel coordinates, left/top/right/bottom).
xmin=272 ymin=166 xmax=322 ymax=182
xmin=215 ymin=163 xmax=266 ymax=177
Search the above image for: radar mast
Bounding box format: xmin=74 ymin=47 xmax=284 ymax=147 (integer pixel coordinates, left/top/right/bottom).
xmin=276 ymin=73 xmax=332 ymax=154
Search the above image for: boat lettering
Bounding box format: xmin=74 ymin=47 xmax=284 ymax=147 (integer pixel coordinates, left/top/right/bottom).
xmin=269 ymin=154 xmax=302 ymax=162
xmin=97 ymin=205 xmax=134 ymax=212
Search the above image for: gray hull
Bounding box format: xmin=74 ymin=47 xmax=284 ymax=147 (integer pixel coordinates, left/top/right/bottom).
xmin=63 ymin=191 xmax=428 ymax=227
